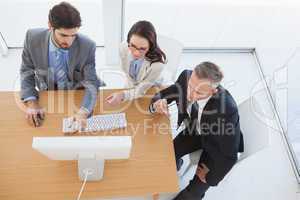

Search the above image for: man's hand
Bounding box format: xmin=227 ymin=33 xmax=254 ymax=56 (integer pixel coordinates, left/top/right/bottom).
xmin=196 ymin=163 xmax=210 ymax=183
xmin=25 ymin=100 xmax=45 ymax=127
xmin=69 ymin=108 xmax=89 ymax=133
xmin=152 ymin=99 xmax=169 ymax=116
xmin=105 ymin=92 xmax=125 ymax=106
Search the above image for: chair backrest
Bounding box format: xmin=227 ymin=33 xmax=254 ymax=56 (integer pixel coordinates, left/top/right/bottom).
xmin=187 ymin=96 xmax=270 ymax=175
xmin=0 ymin=32 xmax=8 ymax=56
xmin=238 ymin=96 xmax=270 ymax=161
xmin=97 ymin=67 xmax=127 ymax=89
xmin=157 ymin=35 xmax=183 ymax=84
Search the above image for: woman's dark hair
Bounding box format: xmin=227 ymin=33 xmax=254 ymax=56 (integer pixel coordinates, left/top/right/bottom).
xmin=127 ymin=20 xmax=166 ymax=64
xmin=48 ymin=2 xmax=81 ymax=29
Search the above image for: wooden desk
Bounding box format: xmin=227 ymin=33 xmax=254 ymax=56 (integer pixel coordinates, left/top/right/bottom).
xmin=0 ymin=88 xmax=179 ymax=200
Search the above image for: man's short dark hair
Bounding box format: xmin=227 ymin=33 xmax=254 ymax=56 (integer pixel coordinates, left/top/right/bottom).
xmin=48 ymin=2 xmax=81 ymax=29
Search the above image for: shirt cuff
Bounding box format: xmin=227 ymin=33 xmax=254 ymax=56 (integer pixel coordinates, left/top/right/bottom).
xmin=123 ymin=90 xmax=131 ymax=101
xmin=23 ymin=96 xmax=37 ymax=102
xmin=79 ymin=107 xmax=92 ymax=118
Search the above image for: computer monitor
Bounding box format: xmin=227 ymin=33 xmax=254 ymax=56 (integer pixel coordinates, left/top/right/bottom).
xmin=32 ymin=136 xmax=132 ymax=181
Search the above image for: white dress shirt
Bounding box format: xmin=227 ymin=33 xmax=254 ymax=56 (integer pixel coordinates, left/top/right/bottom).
xmin=184 ymin=96 xmax=211 ymax=134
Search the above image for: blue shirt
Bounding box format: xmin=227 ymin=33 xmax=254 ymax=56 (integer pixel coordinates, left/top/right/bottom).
xmin=48 ymin=36 xmax=69 ymax=84
xmin=129 ymin=58 xmax=144 ymax=81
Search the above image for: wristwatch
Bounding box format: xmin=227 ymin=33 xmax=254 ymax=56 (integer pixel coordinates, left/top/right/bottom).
xmin=149 ymin=103 xmax=156 ymax=113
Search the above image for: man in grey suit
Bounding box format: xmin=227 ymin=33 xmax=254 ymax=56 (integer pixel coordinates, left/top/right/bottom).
xmin=20 ymin=2 xmax=105 ymax=128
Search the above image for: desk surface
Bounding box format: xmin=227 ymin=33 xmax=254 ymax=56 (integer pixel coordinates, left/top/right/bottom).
xmin=0 ymin=88 xmax=179 ymax=200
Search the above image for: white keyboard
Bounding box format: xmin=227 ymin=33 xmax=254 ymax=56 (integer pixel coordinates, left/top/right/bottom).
xmin=63 ymin=113 xmax=127 ymax=133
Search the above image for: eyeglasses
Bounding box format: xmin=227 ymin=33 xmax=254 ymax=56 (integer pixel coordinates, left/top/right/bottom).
xmin=128 ymin=43 xmax=148 ymax=54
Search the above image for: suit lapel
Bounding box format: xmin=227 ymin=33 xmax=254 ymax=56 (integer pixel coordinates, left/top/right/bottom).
xmin=124 ymin=51 xmax=134 ymax=82
xmin=199 ymin=85 xmax=222 ymax=125
xmin=68 ymin=37 xmax=79 ymax=82
xmin=41 ymin=30 xmax=52 ymax=90
xmin=136 ymin=59 xmax=149 ymax=82
xmin=177 ymin=71 xmax=191 ymax=127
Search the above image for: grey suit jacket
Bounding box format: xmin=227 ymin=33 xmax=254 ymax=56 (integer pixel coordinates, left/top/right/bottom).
xmin=20 ymin=28 xmax=105 ymax=112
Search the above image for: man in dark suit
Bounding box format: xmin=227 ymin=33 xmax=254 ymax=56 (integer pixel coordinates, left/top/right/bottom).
xmin=149 ymin=62 xmax=244 ymax=200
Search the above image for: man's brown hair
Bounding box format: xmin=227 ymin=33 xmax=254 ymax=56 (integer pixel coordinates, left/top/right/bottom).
xmin=48 ymin=2 xmax=81 ymax=29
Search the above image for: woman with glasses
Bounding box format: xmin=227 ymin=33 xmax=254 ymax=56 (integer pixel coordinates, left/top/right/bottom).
xmin=106 ymin=20 xmax=166 ymax=106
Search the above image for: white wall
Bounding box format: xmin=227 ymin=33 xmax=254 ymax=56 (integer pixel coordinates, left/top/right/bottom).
xmin=124 ymin=0 xmax=298 ymax=48
xmin=253 ymin=5 xmax=300 ymax=177
xmin=255 ymin=5 xmax=300 ymax=130
xmin=0 ymin=0 xmax=105 ymax=47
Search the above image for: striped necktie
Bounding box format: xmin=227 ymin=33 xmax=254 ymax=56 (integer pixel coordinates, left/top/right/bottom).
xmin=55 ymin=49 xmax=69 ymax=89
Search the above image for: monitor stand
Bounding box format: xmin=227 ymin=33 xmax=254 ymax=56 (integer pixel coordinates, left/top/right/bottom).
xmin=78 ymin=153 xmax=104 ymax=181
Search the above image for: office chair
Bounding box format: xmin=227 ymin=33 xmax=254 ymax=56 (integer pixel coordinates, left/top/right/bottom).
xmin=157 ymin=35 xmax=183 ymax=85
xmin=180 ymin=95 xmax=270 ymax=177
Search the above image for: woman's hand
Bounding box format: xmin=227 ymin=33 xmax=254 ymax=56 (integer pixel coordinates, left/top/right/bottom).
xmin=105 ymin=92 xmax=125 ymax=106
